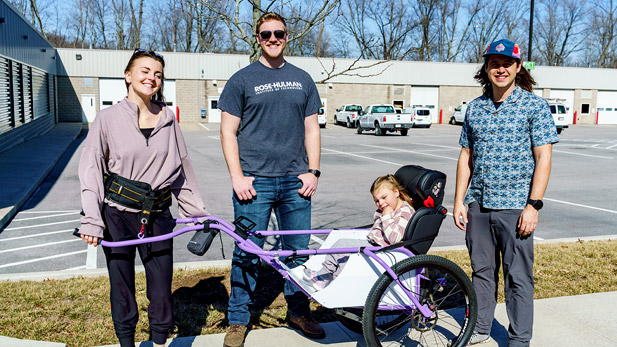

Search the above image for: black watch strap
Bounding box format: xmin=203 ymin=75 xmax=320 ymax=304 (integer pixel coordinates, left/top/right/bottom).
xmin=308 ymin=169 xmax=321 ymax=178
xmin=527 ymin=199 xmax=543 ymax=210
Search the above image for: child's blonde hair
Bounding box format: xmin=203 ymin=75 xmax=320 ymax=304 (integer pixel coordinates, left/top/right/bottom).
xmin=370 ymin=174 xmax=413 ymax=205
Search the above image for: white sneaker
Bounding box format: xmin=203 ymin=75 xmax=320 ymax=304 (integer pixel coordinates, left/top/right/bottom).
xmin=448 ymin=332 xmax=490 ymax=346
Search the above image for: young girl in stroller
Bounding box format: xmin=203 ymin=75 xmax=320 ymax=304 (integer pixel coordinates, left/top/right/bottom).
xmin=303 ymin=174 xmax=415 ymax=290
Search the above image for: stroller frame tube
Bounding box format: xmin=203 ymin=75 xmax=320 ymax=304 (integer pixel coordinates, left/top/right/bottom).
xmin=99 ymin=216 xmax=434 ymax=318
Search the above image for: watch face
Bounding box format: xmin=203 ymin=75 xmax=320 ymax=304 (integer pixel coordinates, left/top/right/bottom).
xmin=535 ymin=200 xmax=543 ymax=210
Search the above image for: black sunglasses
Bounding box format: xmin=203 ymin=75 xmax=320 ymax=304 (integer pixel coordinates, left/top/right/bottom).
xmin=258 ymin=30 xmax=286 ymax=40
xmin=134 ymin=48 xmax=164 ymax=60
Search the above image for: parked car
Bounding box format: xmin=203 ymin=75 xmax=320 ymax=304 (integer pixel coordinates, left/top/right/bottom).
xmin=334 ymin=104 xmax=363 ymax=128
xmin=547 ymin=99 xmax=569 ymax=134
xmin=357 ymin=104 xmax=413 ymax=136
xmin=318 ymin=107 xmax=326 ymax=128
xmin=407 ymin=106 xmax=432 ymax=128
xmin=450 ymin=102 xmax=468 ymax=125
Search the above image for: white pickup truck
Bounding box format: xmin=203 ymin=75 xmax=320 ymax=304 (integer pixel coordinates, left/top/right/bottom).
xmin=334 ymin=104 xmax=363 ymax=128
xmin=356 ymin=104 xmax=414 ymax=136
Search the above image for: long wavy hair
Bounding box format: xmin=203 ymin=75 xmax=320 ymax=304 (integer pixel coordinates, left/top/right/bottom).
xmin=370 ymin=174 xmax=413 ymax=205
xmin=124 ymin=48 xmax=166 ymax=102
xmin=474 ymin=57 xmax=536 ymax=95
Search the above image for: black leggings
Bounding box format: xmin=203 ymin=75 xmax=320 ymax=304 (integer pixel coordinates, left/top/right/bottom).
xmin=102 ymin=205 xmax=175 ymax=346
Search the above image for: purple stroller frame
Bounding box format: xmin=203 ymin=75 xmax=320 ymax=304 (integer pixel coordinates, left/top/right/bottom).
xmin=96 ymin=215 xmax=434 ymax=319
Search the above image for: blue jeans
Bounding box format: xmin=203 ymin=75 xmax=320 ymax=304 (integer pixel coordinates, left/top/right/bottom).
xmin=227 ymin=175 xmax=311 ymax=326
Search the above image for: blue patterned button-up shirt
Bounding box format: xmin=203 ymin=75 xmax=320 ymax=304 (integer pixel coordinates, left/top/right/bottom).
xmin=459 ymin=86 xmax=559 ymax=209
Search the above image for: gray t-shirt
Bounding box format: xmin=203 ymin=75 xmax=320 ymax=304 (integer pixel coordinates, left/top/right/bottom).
xmin=218 ymin=60 xmax=321 ymax=177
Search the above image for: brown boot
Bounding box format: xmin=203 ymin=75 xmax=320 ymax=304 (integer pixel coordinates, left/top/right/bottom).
xmin=287 ymin=315 xmax=326 ymax=339
xmin=223 ymin=324 xmax=247 ymax=347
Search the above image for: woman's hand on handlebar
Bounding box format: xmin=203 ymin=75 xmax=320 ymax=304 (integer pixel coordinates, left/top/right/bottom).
xmin=81 ymin=234 xmax=99 ymax=247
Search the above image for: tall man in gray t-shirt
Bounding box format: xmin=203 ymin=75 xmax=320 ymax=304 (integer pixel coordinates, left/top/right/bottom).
xmin=218 ymin=12 xmax=323 ymax=347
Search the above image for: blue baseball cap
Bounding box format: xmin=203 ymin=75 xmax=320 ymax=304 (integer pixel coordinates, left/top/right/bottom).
xmin=483 ymin=39 xmax=521 ymax=60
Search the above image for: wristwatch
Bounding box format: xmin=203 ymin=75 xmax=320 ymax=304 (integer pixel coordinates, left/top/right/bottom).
xmin=527 ymin=199 xmax=543 ymax=211
xmin=308 ymin=169 xmax=321 ymax=178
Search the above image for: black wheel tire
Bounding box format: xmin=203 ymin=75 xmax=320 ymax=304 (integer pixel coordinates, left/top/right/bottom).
xmin=362 ymin=254 xmax=477 ymax=347
xmin=375 ymin=123 xmax=384 ymax=136
xmin=334 ymin=116 xmax=338 ymax=125
xmin=319 ymin=124 xmax=325 ymax=128
xmin=346 ymin=119 xmax=352 ymax=128
xmin=400 ymin=129 xmax=408 ymax=136
xmin=557 ymin=128 xmax=563 ymax=134
xmin=450 ymin=117 xmax=456 ymax=125
xmin=357 ymin=123 xmax=363 ymax=134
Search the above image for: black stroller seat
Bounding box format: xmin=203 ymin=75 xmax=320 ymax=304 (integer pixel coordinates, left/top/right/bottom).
xmin=394 ymin=165 xmax=447 ymax=255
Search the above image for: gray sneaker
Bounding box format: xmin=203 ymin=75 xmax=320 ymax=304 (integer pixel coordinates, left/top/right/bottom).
xmin=448 ymin=332 xmax=490 ymax=346
xmin=468 ymin=332 xmax=490 ymax=345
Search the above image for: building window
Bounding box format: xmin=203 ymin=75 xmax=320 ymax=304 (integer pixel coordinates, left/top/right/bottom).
xmin=581 ymin=104 xmax=590 ymax=114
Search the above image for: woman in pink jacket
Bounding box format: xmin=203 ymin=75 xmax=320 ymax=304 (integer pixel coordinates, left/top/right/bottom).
xmin=78 ymin=49 xmax=208 ymax=347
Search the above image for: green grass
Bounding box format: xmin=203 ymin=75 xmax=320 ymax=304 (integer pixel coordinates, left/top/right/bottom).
xmin=0 ymin=239 xmax=616 ymax=347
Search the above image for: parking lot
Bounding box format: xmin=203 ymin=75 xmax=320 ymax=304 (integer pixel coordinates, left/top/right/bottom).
xmin=1 ymin=122 xmax=616 ymax=274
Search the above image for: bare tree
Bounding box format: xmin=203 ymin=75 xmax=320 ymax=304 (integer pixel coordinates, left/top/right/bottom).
xmin=71 ymin=0 xmax=91 ymax=48
xmin=9 ymin=0 xmax=49 ymax=38
xmin=191 ymin=0 xmax=339 ymax=62
xmin=585 ymin=0 xmax=617 ymax=67
xmin=462 ymin=0 xmax=506 ymax=63
xmin=111 ymin=0 xmax=128 ymax=49
xmin=438 ymin=0 xmax=483 ymax=62
xmin=338 ymin=0 xmax=418 ymax=60
xmin=128 ymin=0 xmax=144 ymax=48
xmin=534 ymin=0 xmax=587 ymax=66
xmin=413 ymin=0 xmax=441 ymax=61
xmin=88 ymin=0 xmax=110 ymax=48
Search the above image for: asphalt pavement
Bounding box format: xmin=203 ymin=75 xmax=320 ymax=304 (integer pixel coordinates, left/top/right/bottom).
xmin=1 ymin=122 xmax=617 ymax=346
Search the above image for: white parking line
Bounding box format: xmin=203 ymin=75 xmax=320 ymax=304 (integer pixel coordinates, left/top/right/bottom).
xmin=12 ymin=212 xmax=80 ymax=222
xmin=360 ymin=144 xmax=459 ymax=161
xmin=544 ymin=198 xmax=617 ymax=214
xmin=607 ymin=144 xmax=617 ymax=149
xmin=0 ymin=250 xmax=87 ymax=269
xmin=199 ymin=123 xmax=210 ymax=131
xmin=0 ymin=229 xmax=74 ymax=242
xmin=552 ymin=150 xmax=613 ymax=159
xmin=208 ymin=135 xmax=220 ymax=140
xmin=322 ymin=148 xmax=403 ymax=166
xmin=0 ymin=239 xmax=81 ymax=254
xmin=3 ymin=219 xmax=80 ymax=231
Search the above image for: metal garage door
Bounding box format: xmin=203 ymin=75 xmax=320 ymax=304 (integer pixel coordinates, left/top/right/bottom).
xmin=99 ymin=79 xmax=177 ymax=117
xmin=410 ymin=86 xmax=439 ymax=123
xmin=22 ymin=65 xmax=32 ymax=124
xmin=0 ymin=57 xmax=10 ymax=134
xmin=597 ymin=91 xmax=617 ymax=125
xmin=549 ymin=89 xmax=574 ymax=124
xmin=12 ymin=61 xmax=23 ymax=124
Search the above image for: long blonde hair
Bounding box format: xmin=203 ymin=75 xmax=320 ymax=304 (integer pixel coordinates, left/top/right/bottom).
xmin=370 ymin=174 xmax=413 ymax=205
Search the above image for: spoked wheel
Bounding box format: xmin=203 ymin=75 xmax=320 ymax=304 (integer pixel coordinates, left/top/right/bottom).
xmin=362 ymin=255 xmax=477 ymax=347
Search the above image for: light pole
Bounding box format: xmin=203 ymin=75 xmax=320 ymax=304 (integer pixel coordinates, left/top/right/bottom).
xmin=528 ymin=0 xmax=534 ymax=61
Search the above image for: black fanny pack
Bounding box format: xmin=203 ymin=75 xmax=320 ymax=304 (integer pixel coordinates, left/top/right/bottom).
xmin=104 ymin=174 xmax=172 ymax=225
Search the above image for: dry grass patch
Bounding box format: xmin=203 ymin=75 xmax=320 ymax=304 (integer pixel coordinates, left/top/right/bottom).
xmin=0 ymin=239 xmax=615 ymax=346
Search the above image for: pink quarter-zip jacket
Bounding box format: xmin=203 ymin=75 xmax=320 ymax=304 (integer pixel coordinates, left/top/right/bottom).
xmin=78 ymin=98 xmax=209 ymax=238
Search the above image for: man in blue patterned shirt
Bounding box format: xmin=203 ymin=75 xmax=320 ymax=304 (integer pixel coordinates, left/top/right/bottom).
xmin=453 ymin=39 xmax=559 ymax=346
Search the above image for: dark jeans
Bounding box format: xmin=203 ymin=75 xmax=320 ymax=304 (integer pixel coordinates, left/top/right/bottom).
xmin=102 ymin=205 xmax=175 ymax=346
xmin=466 ymin=201 xmax=534 ymax=347
xmin=227 ymin=175 xmax=311 ymax=326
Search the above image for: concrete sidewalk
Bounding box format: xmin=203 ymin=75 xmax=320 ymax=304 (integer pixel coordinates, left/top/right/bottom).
xmin=0 ymin=122 xmax=83 ymax=231
xmin=93 ymin=291 xmax=617 ymax=347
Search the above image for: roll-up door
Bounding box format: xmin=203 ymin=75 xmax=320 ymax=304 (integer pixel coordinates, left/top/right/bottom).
xmin=0 ymin=57 xmax=10 ymax=135
xmin=22 ymin=65 xmax=33 ymax=124
xmin=31 ymin=67 xmax=48 ymax=119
